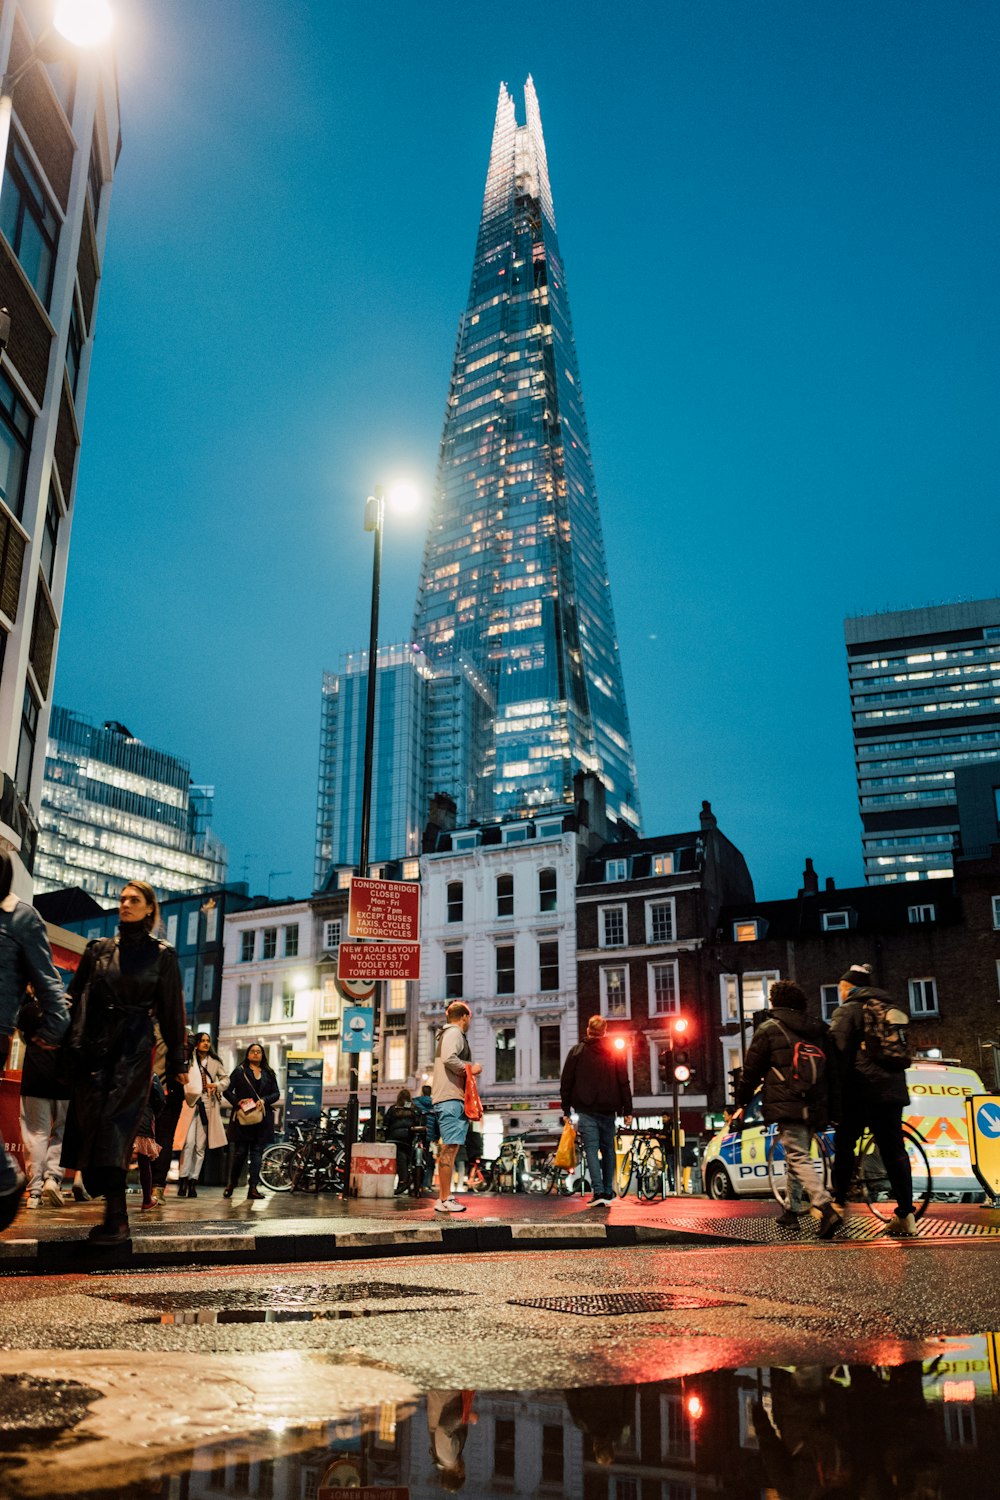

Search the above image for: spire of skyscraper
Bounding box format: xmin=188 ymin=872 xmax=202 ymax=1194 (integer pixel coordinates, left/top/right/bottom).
xmin=413 ymin=79 xmax=642 ymax=832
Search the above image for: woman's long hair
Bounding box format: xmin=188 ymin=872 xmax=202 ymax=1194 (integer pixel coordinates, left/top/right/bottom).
xmin=192 ymin=1031 xmax=222 ymax=1064
xmin=239 ymin=1041 xmax=271 ymax=1072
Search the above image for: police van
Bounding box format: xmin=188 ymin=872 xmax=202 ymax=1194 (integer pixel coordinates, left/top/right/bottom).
xmin=702 ymin=1059 xmax=986 ymax=1202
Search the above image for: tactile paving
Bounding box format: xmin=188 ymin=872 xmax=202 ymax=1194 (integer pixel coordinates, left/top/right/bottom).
xmin=643 ymin=1213 xmax=1000 ymax=1243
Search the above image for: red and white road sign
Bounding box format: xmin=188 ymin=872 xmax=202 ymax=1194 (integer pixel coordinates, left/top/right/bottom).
xmin=338 ymin=940 xmax=421 ymax=982
xmin=348 ymin=877 xmax=420 ymax=943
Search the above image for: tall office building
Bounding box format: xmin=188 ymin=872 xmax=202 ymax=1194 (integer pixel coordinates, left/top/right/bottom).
xmin=35 ymin=707 xmax=227 ymax=901
xmin=0 ymin=2 xmax=120 ymax=892
xmin=845 ymin=599 xmax=1000 ymax=883
xmin=412 ymin=79 xmax=642 ymax=832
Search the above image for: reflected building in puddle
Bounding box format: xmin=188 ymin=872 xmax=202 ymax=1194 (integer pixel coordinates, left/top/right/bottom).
xmin=151 ymin=1348 xmax=1000 ymax=1500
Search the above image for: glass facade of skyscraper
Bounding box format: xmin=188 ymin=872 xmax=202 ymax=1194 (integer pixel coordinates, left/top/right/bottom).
xmin=412 ymin=79 xmax=641 ymax=832
xmin=846 ymin=600 xmax=1000 ymax=883
xmin=35 ymin=707 xmax=227 ymax=901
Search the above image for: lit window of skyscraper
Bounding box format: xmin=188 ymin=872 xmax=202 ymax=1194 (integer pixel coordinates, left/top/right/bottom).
xmin=412 ymin=79 xmax=641 ymax=831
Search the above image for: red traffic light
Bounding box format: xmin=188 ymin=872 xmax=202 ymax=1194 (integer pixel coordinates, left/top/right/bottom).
xmin=673 ymin=1063 xmax=691 ymax=1083
xmin=672 ymin=1016 xmax=690 ymax=1036
xmin=685 ymin=1393 xmax=704 ymax=1421
xmin=613 ymin=1035 xmax=627 ymax=1052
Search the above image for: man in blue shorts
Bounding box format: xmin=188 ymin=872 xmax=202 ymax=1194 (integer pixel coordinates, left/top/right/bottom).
xmin=431 ymin=1001 xmax=481 ymax=1214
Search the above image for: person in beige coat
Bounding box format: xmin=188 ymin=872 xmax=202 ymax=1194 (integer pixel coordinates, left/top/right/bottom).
xmin=176 ymin=1033 xmax=228 ymax=1197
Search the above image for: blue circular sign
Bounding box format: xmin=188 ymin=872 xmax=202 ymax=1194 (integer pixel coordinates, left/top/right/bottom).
xmin=975 ymin=1102 xmax=1000 ymax=1139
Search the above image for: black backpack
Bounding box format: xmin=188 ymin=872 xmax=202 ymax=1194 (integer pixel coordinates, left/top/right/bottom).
xmin=768 ymin=1020 xmax=827 ymax=1097
xmin=860 ymin=995 xmax=911 ymax=1071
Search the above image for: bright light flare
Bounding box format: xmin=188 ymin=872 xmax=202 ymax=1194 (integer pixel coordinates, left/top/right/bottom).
xmin=672 ymin=1016 xmax=690 ymax=1035
xmin=387 ymin=481 xmax=419 ymax=515
xmin=685 ymin=1394 xmax=704 ymax=1421
xmin=53 ymin=0 xmax=114 ymax=47
xmin=292 ymin=971 xmax=310 ymax=992
xmin=673 ymin=1064 xmax=691 ymax=1083
xmin=613 ymin=1036 xmax=627 ymax=1052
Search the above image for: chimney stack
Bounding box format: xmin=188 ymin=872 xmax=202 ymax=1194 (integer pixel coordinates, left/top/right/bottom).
xmin=825 ymin=876 xmax=836 ymax=892
xmin=700 ymin=800 xmax=717 ymax=831
xmin=800 ymin=858 xmax=819 ymax=896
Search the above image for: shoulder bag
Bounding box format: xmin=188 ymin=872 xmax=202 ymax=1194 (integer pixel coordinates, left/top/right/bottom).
xmin=234 ymin=1069 xmax=265 ymax=1127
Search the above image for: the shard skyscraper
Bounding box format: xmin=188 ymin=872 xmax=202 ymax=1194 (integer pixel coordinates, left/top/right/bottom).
xmin=413 ymin=79 xmax=642 ymax=833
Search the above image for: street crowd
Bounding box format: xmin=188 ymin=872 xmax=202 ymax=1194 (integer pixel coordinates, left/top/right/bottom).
xmin=0 ymin=868 xmax=919 ymax=1240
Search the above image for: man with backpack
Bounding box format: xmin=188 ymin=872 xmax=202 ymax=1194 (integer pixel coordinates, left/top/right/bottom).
xmin=830 ymin=962 xmax=915 ymax=1236
xmin=729 ymin=979 xmax=842 ymax=1238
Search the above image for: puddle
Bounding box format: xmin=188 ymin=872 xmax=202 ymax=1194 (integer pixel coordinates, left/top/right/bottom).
xmin=0 ymin=1337 xmax=997 ymax=1496
xmin=141 ymin=1306 xmax=418 ymax=1325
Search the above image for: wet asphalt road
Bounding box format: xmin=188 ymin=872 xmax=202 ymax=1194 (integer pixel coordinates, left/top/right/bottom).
xmin=1 ymin=1238 xmax=997 ymax=1494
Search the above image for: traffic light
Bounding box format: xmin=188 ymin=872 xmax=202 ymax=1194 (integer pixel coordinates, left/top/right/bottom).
xmin=728 ymin=1066 xmax=743 ymax=1105
xmin=672 ymin=1016 xmax=692 ymax=1082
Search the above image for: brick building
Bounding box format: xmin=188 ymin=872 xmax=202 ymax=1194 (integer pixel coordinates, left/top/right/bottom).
xmin=716 ymin=849 xmax=1000 ymax=1090
xmin=575 ymin=802 xmax=754 ymax=1126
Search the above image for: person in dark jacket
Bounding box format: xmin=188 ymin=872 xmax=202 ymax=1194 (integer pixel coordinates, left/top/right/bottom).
xmin=560 ymin=1014 xmax=632 ymax=1206
xmin=730 ymin=979 xmax=842 ymax=1238
xmin=413 ymin=1082 xmax=438 ymax=1192
xmin=61 ymin=881 xmax=186 ymax=1244
xmin=0 ymin=851 xmax=69 ymax=1230
xmin=830 ymin=963 xmax=915 ymax=1236
xmin=223 ymin=1042 xmax=280 ymax=1200
xmin=383 ymin=1087 xmax=416 ymax=1193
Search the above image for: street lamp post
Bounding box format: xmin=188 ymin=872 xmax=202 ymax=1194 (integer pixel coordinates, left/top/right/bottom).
xmin=342 ymin=486 xmax=386 ymax=1196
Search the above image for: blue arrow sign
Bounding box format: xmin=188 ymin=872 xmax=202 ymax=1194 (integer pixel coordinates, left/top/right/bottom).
xmin=976 ymin=1103 xmax=1000 ymax=1139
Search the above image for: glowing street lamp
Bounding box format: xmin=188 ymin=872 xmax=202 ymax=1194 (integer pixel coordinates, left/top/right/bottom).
xmin=1 ymin=3 xmax=114 ymax=214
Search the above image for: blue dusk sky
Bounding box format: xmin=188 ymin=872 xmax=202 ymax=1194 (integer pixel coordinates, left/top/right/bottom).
xmin=56 ymin=0 xmax=999 ymax=901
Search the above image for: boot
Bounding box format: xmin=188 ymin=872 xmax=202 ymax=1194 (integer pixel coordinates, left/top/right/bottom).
xmin=88 ymin=1186 xmax=129 ymax=1246
xmin=186 ymin=1182 xmax=198 ymax=1198
xmin=176 ymin=1178 xmax=189 ymax=1198
xmin=222 ymin=1184 xmax=234 ymax=1199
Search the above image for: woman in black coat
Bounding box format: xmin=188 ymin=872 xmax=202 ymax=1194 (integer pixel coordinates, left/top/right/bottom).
xmin=223 ymin=1042 xmax=280 ymax=1200
xmin=61 ymin=881 xmax=186 ymax=1244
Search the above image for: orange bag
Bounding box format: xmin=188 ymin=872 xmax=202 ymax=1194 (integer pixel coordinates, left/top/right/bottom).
xmin=553 ymin=1120 xmax=577 ymax=1169
xmin=464 ymin=1064 xmax=483 ymax=1121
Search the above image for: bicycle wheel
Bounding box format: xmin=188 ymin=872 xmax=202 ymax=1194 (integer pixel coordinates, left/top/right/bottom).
xmin=258 ymin=1144 xmax=298 ymax=1192
xmin=616 ymin=1150 xmax=634 ymax=1198
xmin=855 ymin=1125 xmax=931 ymax=1222
xmin=636 ymin=1141 xmax=666 ymax=1201
xmin=529 ymin=1153 xmax=556 ymax=1193
xmin=470 ymin=1160 xmax=495 ymax=1193
xmin=765 ymin=1128 xmax=832 ymax=1210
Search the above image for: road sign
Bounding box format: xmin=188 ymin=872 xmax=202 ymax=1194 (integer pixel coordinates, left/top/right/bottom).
xmin=341 ymin=1006 xmax=375 ymax=1053
xmin=348 ymin=877 xmax=420 ymax=943
xmin=335 ymin=974 xmax=377 ymax=1004
xmin=338 ymin=940 xmax=421 ymax=982
xmin=965 ymin=1095 xmax=1000 ymax=1198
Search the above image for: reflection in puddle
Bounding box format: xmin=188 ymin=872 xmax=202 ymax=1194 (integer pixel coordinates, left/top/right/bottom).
xmin=1 ymin=1337 xmax=998 ymax=1497
xmin=144 ymin=1307 xmax=417 ymax=1325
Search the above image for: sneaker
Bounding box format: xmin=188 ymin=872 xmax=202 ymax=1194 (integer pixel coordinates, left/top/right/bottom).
xmin=0 ymin=1170 xmax=26 ymax=1231
xmin=41 ymin=1179 xmax=64 ymax=1208
xmin=817 ymin=1203 xmax=844 ymax=1240
xmin=589 ymin=1194 xmax=609 ymax=1207
xmin=433 ymin=1197 xmax=467 ymax=1214
xmin=24 ymin=1193 xmax=42 ymax=1211
xmin=885 ymin=1211 xmax=917 ymax=1237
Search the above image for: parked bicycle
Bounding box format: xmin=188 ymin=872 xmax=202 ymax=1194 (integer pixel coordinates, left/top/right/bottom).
xmin=531 ymin=1151 xmax=591 ymax=1195
xmin=471 ymin=1134 xmax=531 ymax=1193
xmin=616 ymin=1130 xmax=673 ymax=1199
xmin=259 ymin=1110 xmax=346 ymax=1194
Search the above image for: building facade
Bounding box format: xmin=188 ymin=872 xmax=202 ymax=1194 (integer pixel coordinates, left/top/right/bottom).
xmin=845 ymin=598 xmax=1000 ymax=884
xmin=410 ymin=78 xmax=642 ymax=832
xmin=418 ymin=797 xmax=589 ymax=1138
xmin=716 ymin=849 xmax=1000 ymax=1089
xmin=34 ymin=706 xmax=227 ymax=901
xmin=218 ymin=900 xmax=316 ymax=1105
xmin=0 ymin=1 xmax=120 ymax=892
xmin=576 ymin=803 xmax=756 ymax=1127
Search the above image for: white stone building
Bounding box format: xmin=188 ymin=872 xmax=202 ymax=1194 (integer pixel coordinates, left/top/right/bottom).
xmin=218 ymin=900 xmax=317 ymax=1104
xmin=418 ymin=804 xmax=580 ymax=1138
